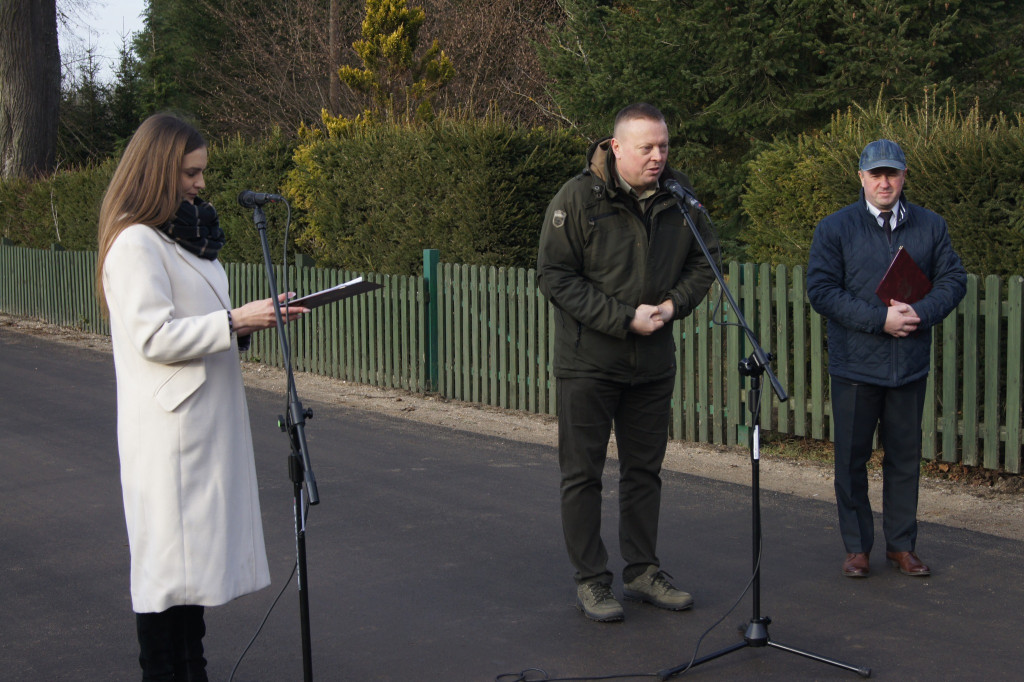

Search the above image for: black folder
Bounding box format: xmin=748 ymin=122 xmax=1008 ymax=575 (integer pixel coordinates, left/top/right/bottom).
xmin=875 ymin=247 xmax=932 ymax=305
xmin=289 ymin=277 xmax=382 ymax=309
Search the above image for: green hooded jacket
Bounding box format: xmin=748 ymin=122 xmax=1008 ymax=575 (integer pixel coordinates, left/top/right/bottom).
xmin=537 ymin=137 xmax=719 ymax=383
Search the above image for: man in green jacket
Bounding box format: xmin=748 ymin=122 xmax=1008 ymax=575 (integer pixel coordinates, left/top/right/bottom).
xmin=537 ymin=102 xmax=718 ymax=622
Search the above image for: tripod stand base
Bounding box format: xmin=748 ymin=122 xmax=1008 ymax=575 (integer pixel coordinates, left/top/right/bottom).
xmin=658 ymin=617 xmax=871 ymax=679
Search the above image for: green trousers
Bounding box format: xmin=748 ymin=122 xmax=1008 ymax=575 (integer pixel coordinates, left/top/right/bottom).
xmin=557 ymin=375 xmax=674 ymax=585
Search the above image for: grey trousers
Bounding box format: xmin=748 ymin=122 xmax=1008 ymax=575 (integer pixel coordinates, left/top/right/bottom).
xmin=556 ymin=375 xmax=674 ymax=584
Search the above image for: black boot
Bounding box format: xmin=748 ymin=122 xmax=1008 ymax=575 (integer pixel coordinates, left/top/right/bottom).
xmin=136 ymin=610 xmax=176 ymax=682
xmin=136 ymin=606 xmax=208 ymax=682
xmin=176 ymin=606 xmax=208 ymax=682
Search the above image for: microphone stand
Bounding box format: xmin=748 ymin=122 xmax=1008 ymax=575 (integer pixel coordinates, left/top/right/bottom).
xmin=251 ymin=203 xmax=320 ymax=682
xmin=657 ymin=192 xmax=870 ymax=679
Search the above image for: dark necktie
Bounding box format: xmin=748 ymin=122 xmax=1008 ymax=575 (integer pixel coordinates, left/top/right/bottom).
xmin=880 ymin=210 xmax=893 ymax=243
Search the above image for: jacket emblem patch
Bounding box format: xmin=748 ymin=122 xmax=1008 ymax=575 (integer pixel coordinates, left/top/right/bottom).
xmin=552 ymin=210 xmax=566 ymax=228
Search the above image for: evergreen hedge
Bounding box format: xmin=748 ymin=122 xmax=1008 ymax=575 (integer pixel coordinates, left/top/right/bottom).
xmin=202 ymin=131 xmax=298 ymax=265
xmin=7 ymin=101 xmax=1021 ymax=279
xmin=2 ymin=118 xmax=584 ymax=277
xmin=285 ymin=114 xmax=583 ymax=274
xmin=0 ymin=133 xmax=298 ymax=262
xmin=742 ymin=97 xmax=1024 ymax=277
xmin=0 ymin=160 xmax=115 ymax=250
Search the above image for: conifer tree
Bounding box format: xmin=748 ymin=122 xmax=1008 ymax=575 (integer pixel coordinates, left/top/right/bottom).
xmin=108 ymin=37 xmax=145 ymax=147
xmin=337 ymin=0 xmax=455 ymax=123
xmin=133 ymin=0 xmax=223 ymax=122
xmin=57 ymin=47 xmax=113 ymax=167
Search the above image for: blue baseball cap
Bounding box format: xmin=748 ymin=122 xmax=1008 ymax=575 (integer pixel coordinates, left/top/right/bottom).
xmin=859 ymin=139 xmax=906 ymax=171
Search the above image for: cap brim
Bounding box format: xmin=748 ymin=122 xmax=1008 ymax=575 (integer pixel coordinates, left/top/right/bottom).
xmin=861 ymin=160 xmax=906 ymax=171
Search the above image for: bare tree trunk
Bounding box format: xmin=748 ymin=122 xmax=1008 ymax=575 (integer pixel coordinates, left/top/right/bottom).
xmin=0 ymin=0 xmax=60 ymax=178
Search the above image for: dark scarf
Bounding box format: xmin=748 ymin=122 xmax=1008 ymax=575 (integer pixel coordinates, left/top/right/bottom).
xmin=159 ymin=198 xmax=225 ymax=260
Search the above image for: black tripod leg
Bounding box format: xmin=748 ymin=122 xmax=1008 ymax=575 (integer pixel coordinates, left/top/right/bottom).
xmin=657 ymin=642 xmax=748 ymax=679
xmin=658 ymin=634 xmax=871 ymax=680
xmin=767 ymin=640 xmax=871 ymax=677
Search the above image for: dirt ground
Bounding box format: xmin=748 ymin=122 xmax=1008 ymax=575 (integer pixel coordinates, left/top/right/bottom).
xmin=4 ymin=312 xmax=1022 ymax=543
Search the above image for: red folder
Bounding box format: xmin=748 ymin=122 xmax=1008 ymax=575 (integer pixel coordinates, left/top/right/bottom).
xmin=875 ymin=246 xmax=932 ymax=305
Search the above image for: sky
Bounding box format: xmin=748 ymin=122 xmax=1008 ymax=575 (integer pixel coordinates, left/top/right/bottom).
xmin=58 ymin=0 xmax=148 ymax=84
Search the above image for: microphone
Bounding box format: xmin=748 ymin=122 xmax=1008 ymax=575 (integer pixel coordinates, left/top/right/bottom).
xmin=664 ymin=178 xmax=709 ymax=215
xmin=237 ymin=190 xmax=284 ymax=209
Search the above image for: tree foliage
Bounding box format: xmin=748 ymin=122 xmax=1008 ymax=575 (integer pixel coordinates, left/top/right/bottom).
xmin=58 ymin=49 xmax=112 ymax=168
xmin=537 ymin=0 xmax=1024 ymax=252
xmin=57 ymin=39 xmax=145 ymax=169
xmin=21 ymin=0 xmax=1024 ymax=279
xmin=338 ymin=0 xmax=455 ymax=122
xmin=124 ymin=0 xmax=557 ymax=140
xmin=108 ymin=38 xmax=147 ymax=143
xmin=419 ymin=0 xmax=560 ymax=124
xmin=186 ymin=0 xmax=365 ymax=139
xmin=133 ymin=0 xmax=223 ymax=120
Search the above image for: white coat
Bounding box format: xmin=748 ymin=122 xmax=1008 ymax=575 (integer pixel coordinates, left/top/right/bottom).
xmin=103 ymin=224 xmax=270 ymax=613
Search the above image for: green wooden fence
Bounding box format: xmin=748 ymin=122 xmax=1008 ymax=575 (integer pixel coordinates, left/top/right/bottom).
xmin=2 ymin=243 xmax=1021 ymax=473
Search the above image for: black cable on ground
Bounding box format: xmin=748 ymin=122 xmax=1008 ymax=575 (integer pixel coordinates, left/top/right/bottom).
xmin=228 ymin=560 xmax=299 ymax=682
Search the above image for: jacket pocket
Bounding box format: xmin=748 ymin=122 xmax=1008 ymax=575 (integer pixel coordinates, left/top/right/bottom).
xmin=153 ymin=358 xmax=206 ymax=412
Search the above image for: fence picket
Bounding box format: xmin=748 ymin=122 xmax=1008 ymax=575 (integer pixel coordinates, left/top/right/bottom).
xmin=984 ymin=276 xmax=1002 ymax=469
xmin=527 ymin=269 xmax=538 ymax=415
xmin=697 ymin=289 xmax=710 ymax=443
xmin=441 ymin=264 xmax=453 ymax=395
xmin=711 ymin=288 xmax=725 ymax=445
xmin=923 ymin=340 xmax=937 ymax=461
xmin=516 ymin=268 xmax=527 ymax=412
xmin=794 ymin=269 xmax=807 ymax=436
xmin=1006 ymin=277 xmax=1023 ymax=474
xmin=498 ymin=268 xmax=509 ymax=409
xmin=460 ymin=265 xmax=471 ymax=401
xmin=683 ymin=304 xmax=697 ymax=441
xmin=941 ymin=303 xmax=960 ymax=462
xmin=962 ymin=277 xmax=980 ymax=465
xmin=775 ymin=265 xmax=791 ymax=434
xmin=810 ymin=307 xmax=825 ymax=441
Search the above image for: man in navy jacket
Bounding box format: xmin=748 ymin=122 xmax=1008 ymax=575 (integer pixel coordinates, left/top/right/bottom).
xmin=807 ymin=139 xmax=966 ymax=579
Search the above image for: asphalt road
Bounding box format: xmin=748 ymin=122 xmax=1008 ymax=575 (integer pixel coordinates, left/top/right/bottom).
xmin=2 ymin=327 xmax=1022 ymax=681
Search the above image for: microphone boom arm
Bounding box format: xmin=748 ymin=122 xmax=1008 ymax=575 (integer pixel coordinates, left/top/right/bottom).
xmin=669 ymin=188 xmax=788 ymax=402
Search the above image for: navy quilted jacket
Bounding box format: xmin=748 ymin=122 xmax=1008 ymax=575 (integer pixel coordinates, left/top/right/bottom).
xmin=806 ymin=191 xmax=966 ymax=387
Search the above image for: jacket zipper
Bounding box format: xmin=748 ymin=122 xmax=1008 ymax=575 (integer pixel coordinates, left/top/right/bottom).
xmin=886 ymin=219 xmax=899 ymax=383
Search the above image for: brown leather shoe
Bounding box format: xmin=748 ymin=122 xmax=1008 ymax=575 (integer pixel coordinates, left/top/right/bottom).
xmin=842 ymin=552 xmax=870 ymax=577
xmin=886 ymin=551 xmax=931 ymax=576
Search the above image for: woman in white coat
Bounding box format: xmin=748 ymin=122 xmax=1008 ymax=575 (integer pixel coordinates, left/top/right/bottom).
xmin=96 ymin=113 xmax=308 ymax=681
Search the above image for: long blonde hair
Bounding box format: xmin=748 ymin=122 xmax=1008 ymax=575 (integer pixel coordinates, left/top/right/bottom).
xmin=95 ymin=113 xmax=206 ymax=315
